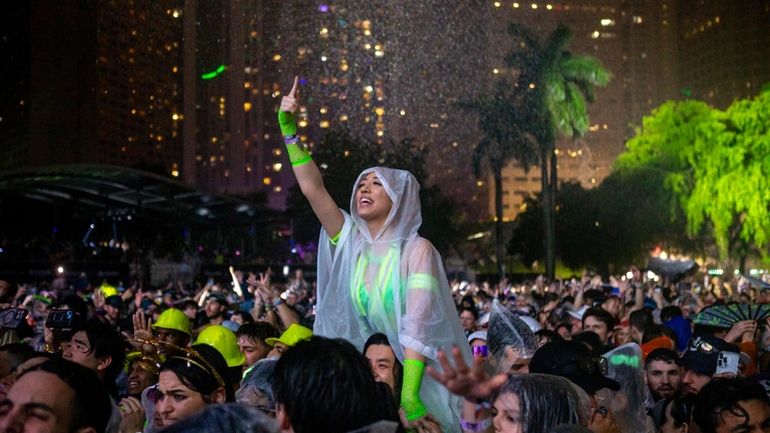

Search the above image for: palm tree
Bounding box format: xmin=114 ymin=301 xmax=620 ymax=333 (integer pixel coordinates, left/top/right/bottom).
xmin=461 ymin=81 xmax=538 ymax=280
xmin=506 ymin=23 xmax=610 ymax=280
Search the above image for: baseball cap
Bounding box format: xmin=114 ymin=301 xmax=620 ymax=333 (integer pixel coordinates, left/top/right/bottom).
xmin=530 ymin=340 xmax=620 ymax=394
xmin=467 ymin=330 xmax=487 ymax=344
xmin=678 ymin=335 xmax=750 ymax=376
xmin=206 ymin=292 xmax=229 ymax=306
xmin=567 ymin=305 xmax=589 ymax=321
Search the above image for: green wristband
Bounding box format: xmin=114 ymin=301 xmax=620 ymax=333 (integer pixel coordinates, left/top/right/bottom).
xmin=401 ymin=359 xmax=427 ymax=421
xmin=278 ymin=111 xmax=297 ymax=137
xmin=286 ymin=142 xmax=312 ymax=167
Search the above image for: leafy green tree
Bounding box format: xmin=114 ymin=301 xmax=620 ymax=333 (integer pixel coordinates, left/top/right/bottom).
xmin=506 ymin=24 xmax=610 ymax=280
xmin=617 ymin=88 xmax=770 ymax=270
xmin=461 ymin=81 xmax=538 ymax=280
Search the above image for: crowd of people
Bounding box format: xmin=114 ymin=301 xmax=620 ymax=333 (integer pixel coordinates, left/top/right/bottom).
xmin=0 ymin=269 xmax=769 ymax=433
xmin=0 ymin=75 xmax=767 ymax=433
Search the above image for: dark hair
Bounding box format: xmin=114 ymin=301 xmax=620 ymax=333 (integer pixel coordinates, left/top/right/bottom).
xmin=494 ymin=374 xmax=587 ymax=432
xmin=645 ymin=348 xmax=678 ymax=368
xmin=655 ymin=395 xmax=695 ymax=431
xmin=363 ymin=333 xmax=403 ymax=401
xmin=158 ymin=403 xmax=278 ymax=433
xmin=572 ymin=331 xmax=603 ymax=355
xmin=641 ymin=324 xmax=678 ymax=348
xmin=694 ymin=377 xmax=770 ymax=433
xmin=660 ymin=306 xmax=683 ymax=323
xmin=629 ymin=309 xmax=654 ymax=334
xmin=0 ymin=280 xmax=18 ymax=304
xmin=581 ymin=307 xmax=616 ymax=330
xmin=535 ymin=329 xmax=562 ymax=346
xmin=459 ymin=307 xmax=479 ymax=321
xmin=272 ymin=336 xmax=398 ymax=433
xmin=21 ymin=358 xmax=111 ymax=433
xmin=582 ymin=289 xmax=606 ymax=307
xmin=236 ymin=321 xmax=279 ymax=345
xmin=161 ymin=343 xmax=234 ymax=402
xmin=0 ymin=343 xmax=36 ymax=374
xmin=74 ymin=318 xmax=127 ymax=391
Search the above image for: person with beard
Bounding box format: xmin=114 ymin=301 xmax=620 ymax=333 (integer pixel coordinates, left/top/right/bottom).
xmin=203 ymin=293 xmax=229 ymax=328
xmin=644 ymin=348 xmax=682 ymax=402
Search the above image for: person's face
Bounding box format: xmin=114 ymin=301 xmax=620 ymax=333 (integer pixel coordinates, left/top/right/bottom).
xmin=645 ymin=360 xmax=681 ymax=400
xmin=267 ymin=342 xmax=289 ymax=358
xmin=104 ymin=304 xmax=120 ymax=321
xmin=492 ymin=392 xmax=523 ymax=433
xmin=183 ymin=306 xmax=197 ymax=319
xmin=355 ymin=172 xmax=393 ymax=222
xmin=630 ymin=325 xmax=644 ymax=343
xmin=61 ymin=331 xmax=102 ymax=373
xmin=238 ymin=337 xmax=272 ymax=367
xmin=714 ymin=399 xmax=770 ymax=433
xmin=570 ymin=317 xmax=583 ymax=334
xmin=583 ymin=316 xmax=610 ymax=343
xmin=156 ymin=370 xmax=208 ymax=427
xmin=204 ymin=300 xmax=224 ymax=319
xmin=681 ymin=368 xmax=711 ymax=395
xmin=128 ymin=363 xmax=157 ymax=397
xmin=556 ymin=326 xmax=572 ymax=340
xmin=364 ymin=344 xmax=397 ymax=393
xmin=0 ymin=371 xmax=76 ymax=433
xmin=459 ymin=311 xmax=476 ymax=331
xmin=613 ymin=326 xmax=631 ymax=346
xmin=470 ymin=339 xmax=488 ymax=359
xmin=154 ymin=328 xmax=188 ymax=355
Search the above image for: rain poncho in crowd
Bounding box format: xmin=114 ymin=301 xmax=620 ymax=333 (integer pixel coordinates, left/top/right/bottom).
xmin=600 ymin=343 xmax=653 ymax=433
xmin=494 ymin=374 xmax=591 ymax=433
xmin=158 ymin=403 xmax=278 ymax=433
xmin=235 ymin=358 xmax=277 ymax=413
xmin=487 ymin=300 xmax=538 ymax=372
xmin=314 ymin=167 xmax=470 ymax=433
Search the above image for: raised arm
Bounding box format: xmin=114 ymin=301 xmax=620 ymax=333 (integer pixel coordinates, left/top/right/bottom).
xmin=279 ymin=76 xmax=344 ymax=237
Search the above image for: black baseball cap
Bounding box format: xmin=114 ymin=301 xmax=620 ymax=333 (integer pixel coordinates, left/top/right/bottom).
xmin=530 ymin=340 xmax=620 ymax=394
xmin=677 ymin=335 xmax=747 ymax=376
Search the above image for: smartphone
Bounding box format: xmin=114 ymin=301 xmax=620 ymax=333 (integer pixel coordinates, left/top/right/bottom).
xmin=716 ymin=351 xmax=740 ymax=375
xmin=45 ymin=309 xmax=78 ymax=329
xmin=0 ymin=308 xmax=28 ymax=329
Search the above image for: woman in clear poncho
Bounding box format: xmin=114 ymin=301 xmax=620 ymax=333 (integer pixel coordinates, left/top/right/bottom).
xmin=278 ymin=77 xmax=470 ymax=433
xmin=601 ymin=343 xmax=654 ymax=433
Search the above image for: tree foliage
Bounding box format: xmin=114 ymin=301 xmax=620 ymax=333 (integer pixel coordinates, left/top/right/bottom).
xmin=617 ymin=88 xmax=770 ymax=263
xmin=286 ymin=128 xmax=462 ymax=255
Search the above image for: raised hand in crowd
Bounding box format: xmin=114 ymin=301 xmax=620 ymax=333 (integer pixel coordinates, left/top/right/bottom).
xmin=426 ymin=346 xmax=507 ymax=401
xmin=724 ymin=319 xmax=758 ymax=344
xmin=118 ymin=396 xmax=146 ymax=433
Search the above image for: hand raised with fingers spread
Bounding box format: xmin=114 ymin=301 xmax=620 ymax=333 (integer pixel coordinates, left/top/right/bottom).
xmin=426 ymin=346 xmax=507 ymax=401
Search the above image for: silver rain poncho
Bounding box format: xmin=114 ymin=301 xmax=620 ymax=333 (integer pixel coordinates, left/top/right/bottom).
xmin=601 ymin=343 xmax=651 ymax=433
xmin=493 ymin=373 xmax=591 ymax=433
xmin=488 ymin=300 xmax=538 ymax=373
xmin=315 ymin=167 xmax=470 ymax=433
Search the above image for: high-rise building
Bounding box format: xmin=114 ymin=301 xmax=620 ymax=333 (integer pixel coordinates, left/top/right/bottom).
xmin=676 ymin=0 xmax=770 ymax=109
xmin=25 ymin=0 xmax=184 ymax=173
xmin=485 ymin=0 xmax=680 ymax=221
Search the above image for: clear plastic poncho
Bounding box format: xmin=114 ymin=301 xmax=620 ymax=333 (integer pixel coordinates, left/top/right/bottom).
xmin=315 ymin=167 xmax=470 ymax=433
xmin=600 ymin=343 xmax=650 ymax=433
xmin=488 ymin=300 xmax=538 ymax=373
xmin=494 ymin=373 xmax=591 ymax=433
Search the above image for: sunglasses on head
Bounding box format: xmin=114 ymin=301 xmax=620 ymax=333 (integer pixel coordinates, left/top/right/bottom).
xmin=688 ymin=338 xmax=717 ymax=354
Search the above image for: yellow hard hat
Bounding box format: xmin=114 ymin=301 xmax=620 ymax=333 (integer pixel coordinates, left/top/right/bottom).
xmin=195 ymin=325 xmax=245 ymax=367
xmin=100 ymin=283 xmax=118 ymax=298
xmin=152 ymin=308 xmax=192 ymax=336
xmin=265 ymin=323 xmax=313 ymax=347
